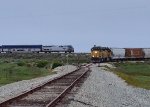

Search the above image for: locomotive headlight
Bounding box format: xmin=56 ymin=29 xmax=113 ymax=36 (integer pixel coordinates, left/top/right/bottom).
xmin=92 ymin=55 xmax=95 ymax=57
xmin=95 ymin=51 xmax=98 ymax=53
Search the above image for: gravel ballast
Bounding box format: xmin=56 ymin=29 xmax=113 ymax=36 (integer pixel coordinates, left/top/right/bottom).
xmin=0 ymin=65 xmax=77 ymax=104
xmin=67 ymin=64 xmax=150 ymax=107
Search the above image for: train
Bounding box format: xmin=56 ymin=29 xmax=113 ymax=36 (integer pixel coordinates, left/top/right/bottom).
xmin=0 ymin=45 xmax=74 ymax=53
xmin=91 ymin=45 xmax=150 ymax=63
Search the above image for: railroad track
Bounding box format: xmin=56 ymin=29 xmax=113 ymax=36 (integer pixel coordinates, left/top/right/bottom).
xmin=0 ymin=65 xmax=91 ymax=107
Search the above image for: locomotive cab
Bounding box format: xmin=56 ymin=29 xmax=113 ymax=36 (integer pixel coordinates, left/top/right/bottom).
xmin=91 ymin=46 xmax=102 ymax=63
xmin=91 ymin=46 xmax=112 ymax=63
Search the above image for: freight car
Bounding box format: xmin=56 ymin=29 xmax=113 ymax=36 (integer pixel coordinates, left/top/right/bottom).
xmin=143 ymin=48 xmax=150 ymax=59
xmin=91 ymin=46 xmax=150 ymax=63
xmin=110 ymin=48 xmax=125 ymax=61
xmin=125 ymin=48 xmax=145 ymax=60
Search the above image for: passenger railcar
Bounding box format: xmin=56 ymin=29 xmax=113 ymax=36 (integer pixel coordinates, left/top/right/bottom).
xmin=0 ymin=45 xmax=74 ymax=53
xmin=2 ymin=45 xmax=42 ymax=53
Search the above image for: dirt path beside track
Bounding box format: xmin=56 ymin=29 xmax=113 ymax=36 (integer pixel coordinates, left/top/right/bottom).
xmin=67 ymin=64 xmax=150 ymax=107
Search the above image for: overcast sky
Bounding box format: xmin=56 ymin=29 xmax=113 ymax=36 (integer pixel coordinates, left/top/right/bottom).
xmin=0 ymin=0 xmax=150 ymax=52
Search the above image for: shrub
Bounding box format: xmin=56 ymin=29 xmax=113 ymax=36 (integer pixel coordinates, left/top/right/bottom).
xmin=36 ymin=60 xmax=48 ymax=68
xmin=17 ymin=61 xmax=26 ymax=66
xmin=52 ymin=62 xmax=63 ymax=69
xmin=3 ymin=60 xmax=9 ymax=63
xmin=26 ymin=63 xmax=33 ymax=67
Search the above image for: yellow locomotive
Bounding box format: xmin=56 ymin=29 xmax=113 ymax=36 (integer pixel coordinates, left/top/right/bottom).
xmin=91 ymin=46 xmax=112 ymax=63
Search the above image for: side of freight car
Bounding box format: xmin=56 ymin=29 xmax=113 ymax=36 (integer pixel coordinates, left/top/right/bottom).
xmin=143 ymin=48 xmax=150 ymax=59
xmin=110 ymin=48 xmax=125 ymax=61
xmin=125 ymin=48 xmax=145 ymax=60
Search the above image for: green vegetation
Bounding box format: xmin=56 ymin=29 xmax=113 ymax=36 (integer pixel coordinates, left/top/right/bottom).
xmin=0 ymin=53 xmax=90 ymax=64
xmin=111 ymin=62 xmax=150 ymax=89
xmin=0 ymin=59 xmax=53 ymax=86
xmin=17 ymin=61 xmax=26 ymax=66
xmin=52 ymin=62 xmax=63 ymax=69
xmin=0 ymin=53 xmax=90 ymax=86
xmin=36 ymin=60 xmax=48 ymax=68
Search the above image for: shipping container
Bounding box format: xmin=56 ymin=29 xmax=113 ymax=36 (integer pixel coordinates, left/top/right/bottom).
xmin=110 ymin=48 xmax=125 ymax=59
xmin=125 ymin=48 xmax=144 ymax=58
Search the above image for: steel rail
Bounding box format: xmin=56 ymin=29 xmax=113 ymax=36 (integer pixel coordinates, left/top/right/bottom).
xmin=0 ymin=67 xmax=80 ymax=106
xmin=46 ymin=69 xmax=89 ymax=107
xmin=0 ymin=64 xmax=91 ymax=107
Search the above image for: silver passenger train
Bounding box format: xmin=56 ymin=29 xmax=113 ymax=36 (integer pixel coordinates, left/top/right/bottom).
xmin=0 ymin=45 xmax=74 ymax=53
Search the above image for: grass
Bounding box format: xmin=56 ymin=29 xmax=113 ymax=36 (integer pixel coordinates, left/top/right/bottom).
xmin=0 ymin=53 xmax=91 ymax=64
xmin=0 ymin=60 xmax=54 ymax=86
xmin=111 ymin=62 xmax=150 ymax=89
xmin=0 ymin=53 xmax=90 ymax=86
